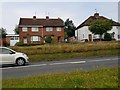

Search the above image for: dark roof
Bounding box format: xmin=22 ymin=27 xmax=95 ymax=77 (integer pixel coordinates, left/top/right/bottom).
xmin=19 ymin=16 xmax=64 ymax=27
xmin=76 ymin=13 xmax=120 ymax=29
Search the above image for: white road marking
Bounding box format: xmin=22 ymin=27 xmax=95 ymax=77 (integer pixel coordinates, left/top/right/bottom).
xmin=49 ymin=61 xmax=86 ymax=65
xmin=0 ymin=58 xmax=119 ymax=70
xmin=88 ymin=58 xmax=119 ymax=62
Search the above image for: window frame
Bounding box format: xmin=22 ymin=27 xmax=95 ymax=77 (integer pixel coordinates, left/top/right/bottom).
xmin=32 ymin=27 xmax=39 ymax=32
xmin=46 ymin=27 xmax=53 ymax=32
xmin=56 ymin=27 xmax=62 ymax=32
xmin=22 ymin=27 xmax=28 ymax=32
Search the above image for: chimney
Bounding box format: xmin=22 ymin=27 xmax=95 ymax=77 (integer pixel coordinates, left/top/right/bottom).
xmin=46 ymin=16 xmax=49 ymax=20
xmin=33 ymin=16 xmax=36 ymax=20
xmin=94 ymin=13 xmax=99 ymax=18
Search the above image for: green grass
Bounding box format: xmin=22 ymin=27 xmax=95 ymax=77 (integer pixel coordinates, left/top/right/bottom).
xmin=29 ymin=49 xmax=119 ymax=62
xmin=2 ymin=67 xmax=118 ymax=88
xmin=9 ymin=41 xmax=120 ymax=62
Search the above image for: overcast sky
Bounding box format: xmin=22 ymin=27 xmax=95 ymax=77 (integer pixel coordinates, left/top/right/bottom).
xmin=0 ymin=1 xmax=119 ymax=34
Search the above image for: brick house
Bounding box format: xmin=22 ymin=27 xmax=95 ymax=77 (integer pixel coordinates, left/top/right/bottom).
xmin=18 ymin=16 xmax=64 ymax=44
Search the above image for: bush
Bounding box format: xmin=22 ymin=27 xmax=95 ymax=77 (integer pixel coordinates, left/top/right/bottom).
xmin=15 ymin=42 xmax=24 ymax=46
xmin=51 ymin=37 xmax=58 ymax=44
xmin=104 ymin=33 xmax=112 ymax=41
xmin=45 ymin=36 xmax=52 ymax=43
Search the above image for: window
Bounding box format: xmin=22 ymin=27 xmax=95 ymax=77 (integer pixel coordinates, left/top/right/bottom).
xmin=1 ymin=48 xmax=12 ymax=54
xmin=32 ymin=27 xmax=38 ymax=32
xmin=22 ymin=27 xmax=27 ymax=32
xmin=31 ymin=36 xmax=40 ymax=41
xmin=46 ymin=27 xmax=53 ymax=32
xmin=15 ymin=37 xmax=19 ymax=40
xmin=83 ymin=34 xmax=84 ymax=38
xmin=118 ymin=35 xmax=120 ymax=39
xmin=57 ymin=27 xmax=61 ymax=31
xmin=11 ymin=36 xmax=14 ymax=40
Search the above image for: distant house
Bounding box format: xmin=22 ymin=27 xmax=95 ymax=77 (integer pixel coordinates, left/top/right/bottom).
xmin=75 ymin=13 xmax=120 ymax=42
xmin=6 ymin=34 xmax=19 ymax=46
xmin=18 ymin=16 xmax=64 ymax=44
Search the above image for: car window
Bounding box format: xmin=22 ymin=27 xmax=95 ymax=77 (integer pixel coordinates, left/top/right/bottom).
xmin=0 ymin=48 xmax=2 ymax=54
xmin=1 ymin=48 xmax=12 ymax=54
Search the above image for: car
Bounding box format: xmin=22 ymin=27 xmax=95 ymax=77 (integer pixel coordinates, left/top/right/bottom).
xmin=0 ymin=47 xmax=29 ymax=66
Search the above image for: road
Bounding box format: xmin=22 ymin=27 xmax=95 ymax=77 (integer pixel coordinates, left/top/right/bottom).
xmin=1 ymin=55 xmax=119 ymax=79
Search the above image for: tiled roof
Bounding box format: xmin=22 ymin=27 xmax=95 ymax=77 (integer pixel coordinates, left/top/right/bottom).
xmin=19 ymin=16 xmax=64 ymax=27
xmin=76 ymin=13 xmax=120 ymax=29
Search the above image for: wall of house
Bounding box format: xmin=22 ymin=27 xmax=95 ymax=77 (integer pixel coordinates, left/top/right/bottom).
xmin=75 ymin=26 xmax=120 ymax=41
xmin=108 ymin=26 xmax=120 ymax=41
xmin=75 ymin=26 xmax=93 ymax=41
xmin=19 ymin=27 xmax=64 ymax=44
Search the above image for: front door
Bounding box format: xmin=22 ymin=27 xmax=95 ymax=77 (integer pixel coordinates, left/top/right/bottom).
xmin=88 ymin=34 xmax=92 ymax=42
xmin=23 ymin=38 xmax=27 ymax=44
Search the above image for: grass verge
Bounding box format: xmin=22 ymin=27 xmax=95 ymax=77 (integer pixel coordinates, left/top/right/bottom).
xmin=9 ymin=41 xmax=119 ymax=62
xmin=2 ymin=67 xmax=118 ymax=88
xmin=29 ymin=49 xmax=118 ymax=62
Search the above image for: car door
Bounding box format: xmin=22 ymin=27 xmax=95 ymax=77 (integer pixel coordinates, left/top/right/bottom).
xmin=1 ymin=48 xmax=15 ymax=64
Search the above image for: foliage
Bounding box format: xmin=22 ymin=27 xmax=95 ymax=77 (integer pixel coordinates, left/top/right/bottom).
xmin=0 ymin=27 xmax=7 ymax=38
xmin=45 ymin=36 xmax=52 ymax=43
xmin=51 ymin=37 xmax=58 ymax=44
xmin=104 ymin=33 xmax=112 ymax=41
xmin=14 ymin=25 xmax=19 ymax=34
xmin=2 ymin=67 xmax=118 ymax=88
xmin=64 ymin=32 xmax=68 ymax=39
xmin=64 ymin=18 xmax=76 ymax=37
xmin=15 ymin=42 xmax=24 ymax=46
xmin=89 ymin=19 xmax=112 ymax=39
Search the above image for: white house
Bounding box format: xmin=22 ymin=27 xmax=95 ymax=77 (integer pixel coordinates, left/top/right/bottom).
xmin=75 ymin=13 xmax=120 ymax=42
xmin=6 ymin=34 xmax=19 ymax=46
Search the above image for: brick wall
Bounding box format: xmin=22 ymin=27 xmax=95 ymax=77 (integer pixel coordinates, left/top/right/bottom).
xmin=19 ymin=27 xmax=64 ymax=44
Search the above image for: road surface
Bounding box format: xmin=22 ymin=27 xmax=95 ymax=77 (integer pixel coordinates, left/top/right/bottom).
xmin=1 ymin=55 xmax=119 ymax=79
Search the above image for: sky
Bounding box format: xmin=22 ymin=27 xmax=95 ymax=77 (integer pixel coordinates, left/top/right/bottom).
xmin=0 ymin=1 xmax=119 ymax=34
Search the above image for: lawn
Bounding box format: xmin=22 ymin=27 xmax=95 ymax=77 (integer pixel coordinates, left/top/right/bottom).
xmin=2 ymin=67 xmax=118 ymax=88
xmin=9 ymin=41 xmax=120 ymax=62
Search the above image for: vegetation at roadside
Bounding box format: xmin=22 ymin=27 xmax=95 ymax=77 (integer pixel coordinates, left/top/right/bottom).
xmin=9 ymin=41 xmax=119 ymax=62
xmin=2 ymin=67 xmax=118 ymax=88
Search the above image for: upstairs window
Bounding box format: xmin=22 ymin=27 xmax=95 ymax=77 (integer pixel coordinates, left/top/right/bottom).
xmin=22 ymin=27 xmax=27 ymax=32
xmin=57 ymin=27 xmax=61 ymax=31
xmin=46 ymin=27 xmax=53 ymax=32
xmin=32 ymin=27 xmax=39 ymax=32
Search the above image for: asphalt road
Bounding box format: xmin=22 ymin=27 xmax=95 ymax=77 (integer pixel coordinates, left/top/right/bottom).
xmin=1 ymin=55 xmax=119 ymax=79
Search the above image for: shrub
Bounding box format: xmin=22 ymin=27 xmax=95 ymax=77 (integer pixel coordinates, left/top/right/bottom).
xmin=104 ymin=33 xmax=112 ymax=41
xmin=15 ymin=42 xmax=24 ymax=46
xmin=45 ymin=36 xmax=52 ymax=43
xmin=51 ymin=37 xmax=58 ymax=44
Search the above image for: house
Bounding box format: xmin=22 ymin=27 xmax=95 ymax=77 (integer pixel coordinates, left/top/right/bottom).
xmin=75 ymin=13 xmax=120 ymax=42
xmin=0 ymin=38 xmax=6 ymax=46
xmin=18 ymin=16 xmax=64 ymax=44
xmin=6 ymin=34 xmax=19 ymax=46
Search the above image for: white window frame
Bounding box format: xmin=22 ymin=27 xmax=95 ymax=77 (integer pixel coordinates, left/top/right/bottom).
xmin=32 ymin=27 xmax=39 ymax=32
xmin=56 ymin=27 xmax=62 ymax=32
xmin=31 ymin=36 xmax=40 ymax=41
xmin=22 ymin=27 xmax=27 ymax=32
xmin=46 ymin=27 xmax=53 ymax=32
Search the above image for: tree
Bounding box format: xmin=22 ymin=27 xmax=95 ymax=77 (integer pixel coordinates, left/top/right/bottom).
xmin=64 ymin=18 xmax=76 ymax=38
xmin=0 ymin=27 xmax=7 ymax=38
xmin=89 ymin=19 xmax=112 ymax=40
xmin=104 ymin=33 xmax=112 ymax=41
xmin=14 ymin=25 xmax=19 ymax=34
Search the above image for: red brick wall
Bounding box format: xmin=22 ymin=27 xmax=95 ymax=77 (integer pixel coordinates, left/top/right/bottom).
xmin=0 ymin=38 xmax=6 ymax=46
xmin=19 ymin=27 xmax=64 ymax=44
